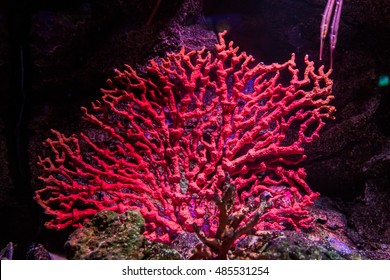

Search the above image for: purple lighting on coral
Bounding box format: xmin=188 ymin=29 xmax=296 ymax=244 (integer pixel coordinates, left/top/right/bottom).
xmin=35 ymin=31 xmax=335 ymax=243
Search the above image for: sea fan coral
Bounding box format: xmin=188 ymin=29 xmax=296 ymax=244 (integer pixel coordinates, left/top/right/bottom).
xmin=35 ymin=31 xmax=335 ymax=243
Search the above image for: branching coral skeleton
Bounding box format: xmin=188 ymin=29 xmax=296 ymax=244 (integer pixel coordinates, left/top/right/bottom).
xmin=35 ymin=31 xmax=335 ymax=245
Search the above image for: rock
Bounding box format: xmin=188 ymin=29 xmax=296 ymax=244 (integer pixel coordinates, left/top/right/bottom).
xmin=232 ymin=231 xmax=361 ymax=260
xmin=0 ymin=242 xmax=54 ymax=260
xmin=171 ymin=232 xmax=202 ymax=259
xmin=64 ymin=210 xmax=181 ymax=260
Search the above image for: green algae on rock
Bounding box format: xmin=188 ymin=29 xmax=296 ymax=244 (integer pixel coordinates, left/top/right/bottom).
xmin=64 ymin=210 xmax=181 ymax=260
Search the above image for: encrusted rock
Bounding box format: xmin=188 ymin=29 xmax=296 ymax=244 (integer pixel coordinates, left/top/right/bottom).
xmin=64 ymin=210 xmax=181 ymax=260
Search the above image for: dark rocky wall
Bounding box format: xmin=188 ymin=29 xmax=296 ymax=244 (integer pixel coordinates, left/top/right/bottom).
xmin=0 ymin=0 xmax=389 ymax=258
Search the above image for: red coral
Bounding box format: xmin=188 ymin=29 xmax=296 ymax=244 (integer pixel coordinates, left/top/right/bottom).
xmin=35 ymin=31 xmax=335 ymax=243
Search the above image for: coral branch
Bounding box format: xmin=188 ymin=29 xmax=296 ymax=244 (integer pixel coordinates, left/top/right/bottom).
xmin=35 ymin=31 xmax=334 ymax=243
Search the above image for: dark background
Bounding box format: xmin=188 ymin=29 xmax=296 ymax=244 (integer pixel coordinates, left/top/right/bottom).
xmin=0 ymin=0 xmax=389 ymax=258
